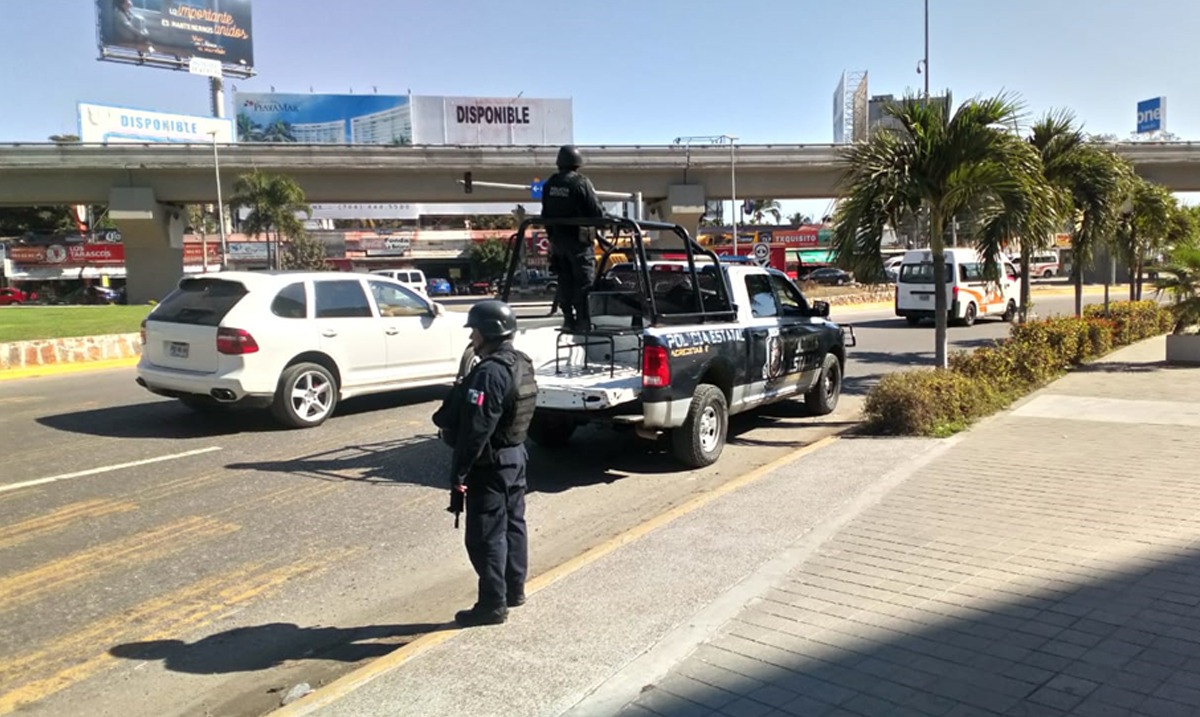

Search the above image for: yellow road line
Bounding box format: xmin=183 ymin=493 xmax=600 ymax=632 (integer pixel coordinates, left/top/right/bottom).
xmin=274 ymin=435 xmax=841 ymax=717
xmin=0 ymin=499 xmax=138 ymax=551
xmin=0 ymin=356 xmax=138 ymax=382
xmin=0 ymin=516 xmax=239 ymax=613
xmin=0 ymin=552 xmax=353 ymax=715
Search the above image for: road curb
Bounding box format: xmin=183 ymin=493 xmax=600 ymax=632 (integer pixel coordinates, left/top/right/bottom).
xmin=0 ymin=356 xmax=139 ymax=382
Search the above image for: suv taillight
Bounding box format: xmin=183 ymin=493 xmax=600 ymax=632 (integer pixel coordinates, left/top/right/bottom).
xmin=139 ymin=319 xmax=147 ymax=345
xmin=642 ymin=345 xmax=670 ymax=388
xmin=217 ymin=327 xmax=259 ymax=355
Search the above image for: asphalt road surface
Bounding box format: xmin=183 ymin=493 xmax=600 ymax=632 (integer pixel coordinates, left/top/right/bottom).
xmin=0 ymin=293 xmax=1103 ymax=717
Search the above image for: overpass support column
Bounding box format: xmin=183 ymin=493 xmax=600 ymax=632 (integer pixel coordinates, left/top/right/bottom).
xmin=648 ymin=184 xmax=706 ymax=250
xmin=109 ymin=188 xmax=186 ymax=305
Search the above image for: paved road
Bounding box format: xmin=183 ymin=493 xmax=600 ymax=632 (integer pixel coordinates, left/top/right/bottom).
xmin=0 ymin=293 xmax=1102 ymax=717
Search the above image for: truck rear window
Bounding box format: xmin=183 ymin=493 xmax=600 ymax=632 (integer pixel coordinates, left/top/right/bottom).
xmin=150 ymin=278 xmax=249 ymax=326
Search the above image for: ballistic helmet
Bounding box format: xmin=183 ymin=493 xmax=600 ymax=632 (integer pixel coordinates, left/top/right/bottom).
xmin=556 ymin=144 xmax=584 ymax=170
xmin=464 ymin=299 xmax=517 ymax=340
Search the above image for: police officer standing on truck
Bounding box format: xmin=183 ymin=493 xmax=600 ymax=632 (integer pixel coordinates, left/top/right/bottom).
xmin=541 ymin=145 xmax=606 ymax=333
xmin=432 ymin=300 xmax=538 ymax=627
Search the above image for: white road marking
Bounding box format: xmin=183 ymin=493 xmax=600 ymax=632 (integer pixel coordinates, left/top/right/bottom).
xmin=0 ymin=447 xmax=223 ymax=495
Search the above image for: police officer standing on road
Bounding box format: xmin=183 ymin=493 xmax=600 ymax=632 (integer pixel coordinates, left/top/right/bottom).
xmin=432 ymin=300 xmax=538 ymax=627
xmin=541 ymin=145 xmax=606 ymax=333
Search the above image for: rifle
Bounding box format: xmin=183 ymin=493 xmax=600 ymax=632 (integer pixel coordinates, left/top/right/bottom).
xmin=446 ymin=488 xmax=465 ymax=528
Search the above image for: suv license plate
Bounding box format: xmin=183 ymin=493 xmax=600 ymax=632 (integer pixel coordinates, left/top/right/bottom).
xmin=167 ymin=341 xmax=189 ymax=359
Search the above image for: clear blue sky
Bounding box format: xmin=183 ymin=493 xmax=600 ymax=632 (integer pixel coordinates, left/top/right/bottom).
xmin=2 ymin=0 xmax=1198 ymax=214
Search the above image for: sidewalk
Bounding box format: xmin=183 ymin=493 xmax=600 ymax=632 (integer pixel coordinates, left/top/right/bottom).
xmin=278 ymin=335 xmax=1200 ymax=717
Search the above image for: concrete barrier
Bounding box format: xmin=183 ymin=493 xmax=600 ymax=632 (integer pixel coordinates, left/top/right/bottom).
xmin=1 ymin=333 xmax=141 ymax=371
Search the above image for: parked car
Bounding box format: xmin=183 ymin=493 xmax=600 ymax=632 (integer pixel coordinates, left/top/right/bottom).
xmin=66 ymin=285 xmax=122 ymax=305
xmin=426 ymin=277 xmax=453 ymax=296
xmin=801 ymin=267 xmax=855 ymax=286
xmin=0 ymin=287 xmax=37 ymax=305
xmin=135 ymin=272 xmax=552 ymax=428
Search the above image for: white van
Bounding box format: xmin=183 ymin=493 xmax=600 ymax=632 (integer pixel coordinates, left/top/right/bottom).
xmin=371 ymin=268 xmax=427 ymax=296
xmin=1016 ymin=251 xmax=1061 ymax=278
xmin=895 ymin=248 xmax=1020 ymax=326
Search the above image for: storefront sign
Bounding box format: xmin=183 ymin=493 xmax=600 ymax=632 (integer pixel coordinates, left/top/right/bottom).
xmin=9 ymin=243 xmax=125 ymax=265
xmin=773 ymin=228 xmax=820 ymax=248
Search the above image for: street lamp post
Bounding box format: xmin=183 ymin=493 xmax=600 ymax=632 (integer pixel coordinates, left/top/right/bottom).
xmin=207 ymin=130 xmax=229 ymax=270
xmin=724 ymin=134 xmax=739 ymax=256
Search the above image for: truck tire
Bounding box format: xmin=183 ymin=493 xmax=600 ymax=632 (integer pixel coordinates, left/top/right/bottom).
xmin=803 ymin=354 xmax=842 ymax=416
xmin=528 ymin=412 xmax=576 ymax=448
xmin=670 ymin=384 xmax=727 ymax=468
xmin=271 ymin=362 xmax=338 ymax=428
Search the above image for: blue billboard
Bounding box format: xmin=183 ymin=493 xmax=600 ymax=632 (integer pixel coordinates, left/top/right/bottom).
xmin=1137 ymin=96 xmax=1166 ymax=134
xmin=234 ymin=93 xmax=411 ymax=144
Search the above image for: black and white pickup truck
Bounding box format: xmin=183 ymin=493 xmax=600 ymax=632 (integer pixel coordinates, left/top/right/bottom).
xmin=501 ymin=217 xmax=856 ymax=468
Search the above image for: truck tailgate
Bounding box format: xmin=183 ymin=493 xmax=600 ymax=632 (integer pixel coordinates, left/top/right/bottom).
xmin=535 ymin=365 xmax=642 ymax=410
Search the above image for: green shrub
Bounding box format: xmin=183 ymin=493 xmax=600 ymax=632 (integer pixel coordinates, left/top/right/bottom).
xmin=863 ymin=300 xmax=1173 ymax=438
xmin=863 ymin=369 xmax=1008 ymax=437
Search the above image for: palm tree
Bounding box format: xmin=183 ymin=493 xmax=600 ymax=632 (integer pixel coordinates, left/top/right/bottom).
xmin=832 ymin=92 xmax=1043 ymax=367
xmin=1062 ymin=146 xmax=1131 ymax=315
xmin=787 ymin=212 xmax=813 ymax=226
xmin=746 ymin=199 xmax=782 ymax=224
xmin=1117 ymin=178 xmax=1176 ymax=301
xmin=230 ymin=171 xmax=311 ymax=270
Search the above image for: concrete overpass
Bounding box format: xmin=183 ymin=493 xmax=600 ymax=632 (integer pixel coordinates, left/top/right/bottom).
xmin=3 ymin=142 xmax=1199 ymax=302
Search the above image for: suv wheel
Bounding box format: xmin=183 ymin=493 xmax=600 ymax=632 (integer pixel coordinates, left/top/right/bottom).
xmin=272 ymin=362 xmax=338 ymax=428
xmin=670 ymin=384 xmax=727 ymax=468
xmin=803 ymin=354 xmax=842 ymax=416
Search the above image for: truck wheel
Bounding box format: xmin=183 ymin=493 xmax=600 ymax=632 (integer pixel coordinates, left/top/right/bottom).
xmin=803 ymin=354 xmax=842 ymax=416
xmin=271 ymin=362 xmax=338 ymax=428
xmin=528 ymin=412 xmax=575 ymax=448
xmin=670 ymin=384 xmax=727 ymax=468
xmin=1002 ymin=300 xmax=1018 ymax=323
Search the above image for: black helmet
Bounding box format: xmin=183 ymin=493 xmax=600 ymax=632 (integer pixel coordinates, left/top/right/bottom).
xmin=556 ymin=144 xmax=583 ymax=170
xmin=464 ymin=299 xmax=517 ymax=340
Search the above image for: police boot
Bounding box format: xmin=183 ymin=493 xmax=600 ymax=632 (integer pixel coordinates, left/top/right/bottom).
xmin=507 ymin=590 xmax=526 ymax=608
xmin=454 ymin=604 xmax=508 ymax=627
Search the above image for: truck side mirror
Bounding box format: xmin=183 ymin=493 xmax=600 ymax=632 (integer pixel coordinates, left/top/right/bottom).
xmin=811 ymin=300 xmax=831 ymax=318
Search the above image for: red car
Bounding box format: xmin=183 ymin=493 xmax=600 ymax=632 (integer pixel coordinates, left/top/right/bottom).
xmin=0 ymin=287 xmax=36 ymax=305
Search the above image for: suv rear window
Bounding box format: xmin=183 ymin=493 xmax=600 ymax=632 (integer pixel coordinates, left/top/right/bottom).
xmin=151 ymin=278 xmax=248 ymax=326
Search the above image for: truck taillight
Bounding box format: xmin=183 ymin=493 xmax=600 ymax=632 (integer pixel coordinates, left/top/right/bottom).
xmin=217 ymin=328 xmax=259 ymax=355
xmin=642 ymin=345 xmax=670 ymax=387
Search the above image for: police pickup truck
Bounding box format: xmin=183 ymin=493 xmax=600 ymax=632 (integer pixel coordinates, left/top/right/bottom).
xmin=501 ymin=217 xmax=856 ymax=468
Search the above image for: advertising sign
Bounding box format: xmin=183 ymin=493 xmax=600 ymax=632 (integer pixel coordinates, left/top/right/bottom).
xmin=10 ymin=243 xmax=125 ymax=265
xmin=309 ymin=203 xmax=420 ymax=220
xmin=226 ymin=242 xmax=268 ymax=260
xmin=1137 ymin=96 xmax=1166 ymax=134
xmin=79 ymin=102 xmax=234 ymax=143
xmin=183 ymin=243 xmax=223 ymax=264
xmin=96 ymin=0 xmax=254 ymax=75
xmin=410 ymin=96 xmax=573 ymax=145
xmin=773 ymin=228 xmax=820 ymax=248
xmin=234 ymin=93 xmax=411 ymax=144
xmin=360 ymin=232 xmax=415 ymax=257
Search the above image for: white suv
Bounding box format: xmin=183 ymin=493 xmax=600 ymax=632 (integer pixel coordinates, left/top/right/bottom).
xmin=136 ymin=272 xmax=473 ymax=428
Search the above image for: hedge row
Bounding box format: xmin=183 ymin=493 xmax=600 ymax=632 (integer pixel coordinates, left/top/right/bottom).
xmin=862 ymin=301 xmax=1173 ymax=437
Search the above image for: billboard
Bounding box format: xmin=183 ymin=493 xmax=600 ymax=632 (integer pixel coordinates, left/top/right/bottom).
xmin=411 ymin=96 xmax=572 ymax=145
xmin=78 ymin=102 xmax=234 ymax=143
xmin=1137 ymin=97 xmax=1166 ymax=134
xmin=234 ymin=93 xmax=411 ymax=144
xmin=96 ymin=0 xmax=254 ymax=75
xmin=9 ymin=243 xmax=125 ymax=266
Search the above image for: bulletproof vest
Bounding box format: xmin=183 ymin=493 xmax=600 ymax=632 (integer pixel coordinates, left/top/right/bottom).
xmin=483 ymin=347 xmax=538 ymax=447
xmin=541 ymin=171 xmax=591 ymax=249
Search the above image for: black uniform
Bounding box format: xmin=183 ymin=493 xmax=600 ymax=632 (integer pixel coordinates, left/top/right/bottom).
xmin=440 ymin=342 xmax=538 ymax=613
xmin=541 ymin=169 xmax=605 ymax=330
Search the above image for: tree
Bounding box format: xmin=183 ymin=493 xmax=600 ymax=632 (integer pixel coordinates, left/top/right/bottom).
xmin=280 ymin=233 xmax=330 ymax=271
xmin=746 ymin=199 xmax=782 ymax=224
xmin=832 ymin=92 xmax=1044 ymax=368
xmin=787 ymin=212 xmax=814 ymax=226
xmin=1062 ymin=145 xmax=1131 ymax=315
xmin=470 ymin=238 xmax=509 ymax=281
xmin=1117 ymin=178 xmax=1178 ymax=301
xmin=230 ymin=171 xmax=311 ymax=270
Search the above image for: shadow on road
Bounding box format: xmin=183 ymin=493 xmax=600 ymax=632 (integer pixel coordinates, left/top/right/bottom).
xmin=34 ymin=386 xmax=452 ymax=439
xmin=109 ymin=622 xmax=444 ymax=674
